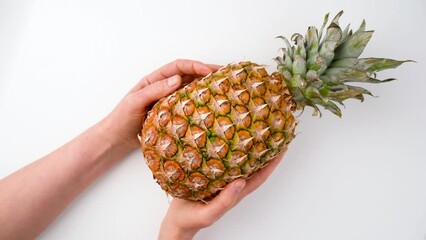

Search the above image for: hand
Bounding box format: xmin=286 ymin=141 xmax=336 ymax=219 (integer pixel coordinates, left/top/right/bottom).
xmin=100 ymin=59 xmax=220 ymax=151
xmin=158 ymin=148 xmax=287 ymax=240
xmin=0 ymin=59 xmax=221 ymax=240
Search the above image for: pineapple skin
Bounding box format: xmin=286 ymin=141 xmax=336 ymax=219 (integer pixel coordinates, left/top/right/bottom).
xmin=141 ymin=62 xmax=297 ymax=201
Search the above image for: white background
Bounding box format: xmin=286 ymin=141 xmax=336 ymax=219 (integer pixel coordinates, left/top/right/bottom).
xmin=1 ymin=0 xmax=425 ymax=239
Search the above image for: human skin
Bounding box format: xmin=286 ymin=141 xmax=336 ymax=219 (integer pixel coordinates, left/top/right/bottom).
xmin=0 ymin=59 xmax=286 ymax=240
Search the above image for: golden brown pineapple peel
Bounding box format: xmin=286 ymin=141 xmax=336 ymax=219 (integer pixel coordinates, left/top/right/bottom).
xmin=141 ymin=62 xmax=297 ymax=201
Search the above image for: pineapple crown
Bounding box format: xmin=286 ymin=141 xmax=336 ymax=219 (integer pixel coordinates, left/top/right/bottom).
xmin=274 ymin=10 xmax=412 ymax=117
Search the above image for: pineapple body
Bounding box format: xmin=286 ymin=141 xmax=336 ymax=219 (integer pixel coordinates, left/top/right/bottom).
xmin=141 ymin=62 xmax=297 ymax=201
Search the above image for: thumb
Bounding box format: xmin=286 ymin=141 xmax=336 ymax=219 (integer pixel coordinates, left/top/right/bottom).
xmin=132 ymin=75 xmax=182 ymax=109
xmin=201 ymin=179 xmax=246 ymax=223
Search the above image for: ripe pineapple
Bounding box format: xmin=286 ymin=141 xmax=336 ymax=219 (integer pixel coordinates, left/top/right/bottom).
xmin=140 ymin=11 xmax=411 ymax=201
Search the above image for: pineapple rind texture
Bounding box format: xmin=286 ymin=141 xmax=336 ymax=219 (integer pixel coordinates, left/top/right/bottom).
xmin=141 ymin=62 xmax=297 ymax=201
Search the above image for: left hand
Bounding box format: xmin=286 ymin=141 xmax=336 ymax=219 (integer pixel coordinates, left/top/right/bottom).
xmin=100 ymin=59 xmax=221 ymax=151
xmin=158 ymin=148 xmax=287 ymax=240
xmin=0 ymin=59 xmax=221 ymax=240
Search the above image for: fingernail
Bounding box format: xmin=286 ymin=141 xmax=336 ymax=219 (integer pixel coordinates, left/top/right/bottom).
xmin=233 ymin=180 xmax=246 ymax=193
xmin=167 ymin=75 xmax=180 ymax=87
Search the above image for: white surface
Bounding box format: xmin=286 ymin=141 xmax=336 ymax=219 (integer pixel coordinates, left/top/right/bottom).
xmin=1 ymin=0 xmax=425 ymax=239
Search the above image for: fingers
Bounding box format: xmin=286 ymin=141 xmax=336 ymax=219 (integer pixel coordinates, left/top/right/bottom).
xmin=199 ymin=179 xmax=246 ymax=225
xmin=130 ymin=75 xmax=182 ymax=110
xmin=133 ymin=59 xmax=218 ymax=91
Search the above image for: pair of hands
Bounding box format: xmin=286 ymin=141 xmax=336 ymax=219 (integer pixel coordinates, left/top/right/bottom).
xmin=104 ymin=59 xmax=286 ymax=239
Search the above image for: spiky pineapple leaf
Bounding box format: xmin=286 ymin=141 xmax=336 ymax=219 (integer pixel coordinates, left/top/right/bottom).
xmin=331 ymin=58 xmax=414 ymax=73
xmin=327 ymin=85 xmax=374 ymax=102
xmin=334 ymin=30 xmax=373 ymax=59
xmin=275 ymin=11 xmax=413 ymax=117
xmin=322 ymin=67 xmax=395 ymax=84
xmin=306 ymin=26 xmax=319 ymax=58
xmin=319 ymin=23 xmax=342 ymax=70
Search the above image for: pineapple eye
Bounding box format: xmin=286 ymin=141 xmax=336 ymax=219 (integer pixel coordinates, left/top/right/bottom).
xmin=232 ymin=105 xmax=251 ymax=129
xmin=144 ymin=150 xmax=160 ymax=172
xmin=170 ymin=115 xmax=189 ymax=139
xmin=210 ymin=180 xmax=226 ymax=194
xmin=192 ymin=106 xmax=214 ymax=129
xmin=228 ymin=68 xmax=247 ymax=84
xmin=180 ymin=147 xmax=203 ymax=171
xmin=193 ymin=191 xmax=213 ymax=202
xmin=210 ymin=77 xmax=231 ymax=94
xmin=209 ymin=95 xmax=231 ymax=115
xmin=186 ymin=125 xmax=207 ymax=148
xmin=223 ymin=167 xmax=242 ymax=182
xmin=193 ymin=87 xmax=211 ymax=104
xmin=206 ymin=137 xmax=229 ymax=159
xmin=145 ymin=109 xmax=156 ymax=123
xmin=167 ymin=92 xmax=179 ymax=106
xmin=266 ymin=92 xmax=282 ymax=110
xmin=158 ymin=135 xmax=178 ymax=158
xmin=246 ymin=78 xmax=266 ymax=96
xmin=243 ymin=157 xmax=261 ymax=175
xmin=251 ymin=142 xmax=270 ymax=160
xmin=204 ymin=159 xmax=225 ymax=179
xmin=181 ymin=97 xmax=195 ymax=116
xmin=173 ymin=97 xmax=196 ymax=117
xmin=169 ymin=184 xmax=190 ymax=199
xmin=158 ymin=108 xmax=172 ymax=127
xmin=269 ymin=111 xmax=286 ymax=130
xmin=252 ymin=121 xmax=271 ymax=141
xmin=251 ymin=66 xmax=268 ymax=78
xmin=213 ymin=116 xmax=236 ymax=140
xmin=234 ymin=130 xmax=253 ymax=152
xmin=142 ymin=126 xmax=158 ymax=147
xmin=163 ymin=161 xmax=185 ymax=182
xmin=153 ymin=173 xmax=167 ymax=190
xmin=231 ymin=85 xmax=250 ymax=105
xmin=187 ymin=172 xmax=209 ymax=191
xmin=251 ymin=97 xmax=270 ymax=120
xmin=226 ymin=150 xmax=247 ymax=168
xmin=270 ymin=132 xmax=285 ymax=150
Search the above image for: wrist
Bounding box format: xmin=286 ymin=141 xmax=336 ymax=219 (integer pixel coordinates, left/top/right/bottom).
xmin=95 ymin=117 xmax=137 ymax=154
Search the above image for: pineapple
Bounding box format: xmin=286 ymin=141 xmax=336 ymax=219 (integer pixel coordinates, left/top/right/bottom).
xmin=140 ymin=11 xmax=411 ymax=201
